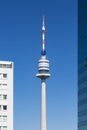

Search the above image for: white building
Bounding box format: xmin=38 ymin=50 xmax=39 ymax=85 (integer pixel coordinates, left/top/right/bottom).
xmin=0 ymin=61 xmax=13 ymax=130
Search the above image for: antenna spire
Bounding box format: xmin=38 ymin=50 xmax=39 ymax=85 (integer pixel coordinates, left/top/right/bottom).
xmin=41 ymin=16 xmax=46 ymax=56
xmin=42 ymin=16 xmax=45 ymax=27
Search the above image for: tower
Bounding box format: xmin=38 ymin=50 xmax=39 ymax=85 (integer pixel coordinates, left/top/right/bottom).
xmin=0 ymin=61 xmax=13 ymax=130
xmin=36 ymin=16 xmax=50 ymax=130
xmin=78 ymin=0 xmax=87 ymax=130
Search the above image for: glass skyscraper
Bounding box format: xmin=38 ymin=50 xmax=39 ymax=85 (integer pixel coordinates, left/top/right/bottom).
xmin=78 ymin=0 xmax=87 ymax=130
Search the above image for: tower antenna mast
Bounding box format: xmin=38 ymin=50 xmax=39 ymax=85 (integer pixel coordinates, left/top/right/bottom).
xmin=41 ymin=16 xmax=46 ymax=56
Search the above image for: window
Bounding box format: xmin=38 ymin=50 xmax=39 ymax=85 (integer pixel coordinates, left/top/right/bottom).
xmin=3 ymin=95 xmax=7 ymax=100
xmin=3 ymin=116 xmax=7 ymax=122
xmin=3 ymin=74 xmax=7 ymax=78
xmin=0 ymin=84 xmax=7 ymax=90
xmin=0 ymin=74 xmax=3 ymax=78
xmin=0 ymin=105 xmax=7 ymax=111
xmin=0 ymin=84 xmax=1 ymax=88
xmin=0 ymin=116 xmax=7 ymax=122
xmin=0 ymin=116 xmax=1 ymax=121
xmin=0 ymin=105 xmax=2 ymax=110
xmin=0 ymin=73 xmax=7 ymax=79
xmin=0 ymin=63 xmax=12 ymax=68
xmin=3 ymin=106 xmax=7 ymax=110
xmin=2 ymin=84 xmax=7 ymax=89
xmin=0 ymin=95 xmax=2 ymax=100
xmin=0 ymin=95 xmax=7 ymax=100
xmin=3 ymin=126 xmax=7 ymax=130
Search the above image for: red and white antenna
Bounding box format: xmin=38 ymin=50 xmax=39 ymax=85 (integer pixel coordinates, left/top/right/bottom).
xmin=41 ymin=16 xmax=46 ymax=56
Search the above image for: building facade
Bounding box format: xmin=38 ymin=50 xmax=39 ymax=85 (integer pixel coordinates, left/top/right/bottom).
xmin=0 ymin=61 xmax=13 ymax=130
xmin=78 ymin=0 xmax=87 ymax=130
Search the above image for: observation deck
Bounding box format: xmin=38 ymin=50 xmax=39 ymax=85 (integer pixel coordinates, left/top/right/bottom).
xmin=36 ymin=56 xmax=50 ymax=79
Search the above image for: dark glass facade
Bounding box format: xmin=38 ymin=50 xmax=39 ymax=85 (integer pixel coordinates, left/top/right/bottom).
xmin=78 ymin=0 xmax=87 ymax=130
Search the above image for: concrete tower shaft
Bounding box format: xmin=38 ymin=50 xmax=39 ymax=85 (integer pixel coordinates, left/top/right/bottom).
xmin=36 ymin=16 xmax=50 ymax=130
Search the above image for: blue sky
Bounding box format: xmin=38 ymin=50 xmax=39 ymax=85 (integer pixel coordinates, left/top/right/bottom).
xmin=0 ymin=0 xmax=77 ymax=130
